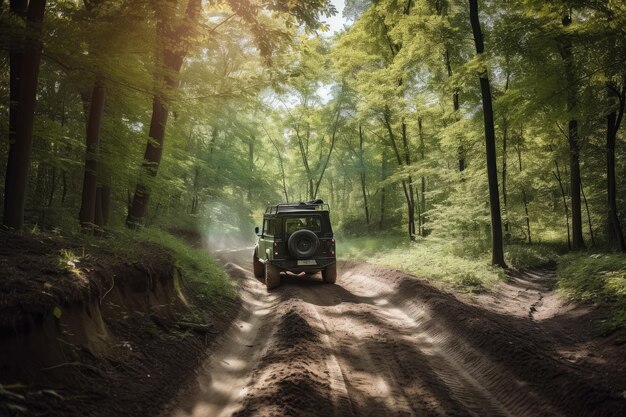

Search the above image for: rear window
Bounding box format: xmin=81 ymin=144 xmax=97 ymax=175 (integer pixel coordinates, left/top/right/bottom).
xmin=284 ymin=216 xmax=322 ymax=234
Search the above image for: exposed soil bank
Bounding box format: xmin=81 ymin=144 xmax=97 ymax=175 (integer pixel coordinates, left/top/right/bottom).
xmin=0 ymin=230 xmax=237 ymax=417
xmin=168 ymin=249 xmax=626 ymax=417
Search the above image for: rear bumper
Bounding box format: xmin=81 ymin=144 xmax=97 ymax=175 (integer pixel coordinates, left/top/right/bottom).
xmin=269 ymin=257 xmax=336 ymax=273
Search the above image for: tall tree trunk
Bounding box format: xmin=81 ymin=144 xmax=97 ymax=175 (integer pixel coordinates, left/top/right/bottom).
xmin=402 ymin=122 xmax=416 ymax=236
xmin=313 ymin=100 xmax=341 ymax=199
xmin=468 ymin=0 xmax=506 ymax=268
xmin=294 ymin=125 xmax=314 ymax=200
xmin=580 ymin=180 xmax=595 ymax=247
xmin=568 ymin=120 xmax=584 ymax=249
xmin=379 ymin=146 xmax=387 ymax=230
xmin=8 ymin=0 xmax=28 ymax=167
xmin=502 ymin=118 xmax=509 ymax=238
xmin=127 ymin=96 xmax=169 ymax=227
xmin=263 ymin=126 xmax=289 ymax=202
xmin=516 ymin=141 xmax=531 ymax=244
xmin=79 ymin=81 xmax=105 ymax=230
xmin=554 ymin=159 xmax=572 ymax=250
xmin=61 ymin=171 xmax=67 ymax=204
xmin=501 ymin=74 xmax=511 ymax=240
xmin=191 ymin=165 xmax=199 ymax=214
xmin=383 ymin=109 xmax=415 ymax=240
xmin=560 ymin=14 xmax=585 ymax=250
xmin=442 ymin=10 xmax=463 ymax=172
xmin=522 ymin=188 xmax=531 ymax=244
xmin=3 ymin=0 xmax=47 ymax=230
xmin=247 ymin=137 xmax=254 ymax=202
xmin=418 ymin=117 xmax=427 ymax=236
xmin=127 ymin=0 xmax=201 ymax=227
xmin=606 ymin=88 xmax=626 ymax=251
xmin=358 ymin=125 xmax=370 ymax=224
xmin=48 ymin=166 xmax=56 ymax=207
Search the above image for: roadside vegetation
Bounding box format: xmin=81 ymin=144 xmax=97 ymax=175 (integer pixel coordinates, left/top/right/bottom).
xmin=339 ymin=235 xmax=564 ymax=293
xmin=139 ymin=228 xmax=236 ymax=302
xmin=339 ymin=232 xmax=626 ymax=328
xmin=558 ymin=253 xmax=626 ymax=330
xmin=35 ymin=225 xmax=235 ymax=311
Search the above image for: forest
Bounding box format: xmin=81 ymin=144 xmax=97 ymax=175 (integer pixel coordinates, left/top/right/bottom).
xmin=3 ymin=0 xmax=626 ymax=255
xmin=1 ymin=1 xmax=626 ymax=416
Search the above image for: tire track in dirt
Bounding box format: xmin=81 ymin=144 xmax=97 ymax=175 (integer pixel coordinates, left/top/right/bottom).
xmin=167 ymin=250 xmax=281 ymax=417
xmin=289 ymin=270 xmax=521 ymax=417
xmin=166 ymin=250 xmax=626 ymax=417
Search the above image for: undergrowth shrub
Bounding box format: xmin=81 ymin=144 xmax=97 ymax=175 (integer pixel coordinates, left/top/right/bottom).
xmin=504 ymin=243 xmax=564 ymax=270
xmin=558 ymin=252 xmax=626 ymax=330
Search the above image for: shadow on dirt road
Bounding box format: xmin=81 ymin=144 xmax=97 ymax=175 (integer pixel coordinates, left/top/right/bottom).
xmin=165 ymin=248 xmax=626 ymax=417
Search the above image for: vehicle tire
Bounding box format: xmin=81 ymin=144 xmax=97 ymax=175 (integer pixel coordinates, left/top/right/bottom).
xmin=265 ymin=262 xmax=281 ymax=290
xmin=322 ymin=263 xmax=337 ymax=284
xmin=287 ymin=229 xmax=319 ymax=258
xmin=253 ymin=248 xmax=264 ymax=278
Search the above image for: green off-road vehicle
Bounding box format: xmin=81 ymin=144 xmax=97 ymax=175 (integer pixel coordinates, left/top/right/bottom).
xmin=253 ymin=199 xmax=337 ymax=290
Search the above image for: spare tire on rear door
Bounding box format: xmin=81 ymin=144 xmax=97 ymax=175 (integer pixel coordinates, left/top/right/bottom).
xmin=288 ymin=229 xmax=319 ymax=258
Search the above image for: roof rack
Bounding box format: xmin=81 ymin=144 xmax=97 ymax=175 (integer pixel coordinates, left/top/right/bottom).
xmin=265 ymin=199 xmax=330 ymax=215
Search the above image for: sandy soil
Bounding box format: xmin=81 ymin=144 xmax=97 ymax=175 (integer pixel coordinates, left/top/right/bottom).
xmin=165 ymin=249 xmax=626 ymax=417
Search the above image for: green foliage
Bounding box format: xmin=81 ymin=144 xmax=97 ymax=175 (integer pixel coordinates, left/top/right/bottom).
xmin=56 ymin=248 xmax=82 ymax=275
xmin=340 ymin=236 xmax=505 ymax=293
xmin=138 ymin=228 xmax=235 ymax=304
xmin=558 ymin=252 xmax=626 ymax=330
xmin=338 ymin=234 xmax=406 ymax=258
xmin=558 ymin=253 xmax=626 ymax=302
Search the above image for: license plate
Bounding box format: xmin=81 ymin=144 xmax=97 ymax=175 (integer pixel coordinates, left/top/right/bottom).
xmin=297 ymin=260 xmax=317 ymax=266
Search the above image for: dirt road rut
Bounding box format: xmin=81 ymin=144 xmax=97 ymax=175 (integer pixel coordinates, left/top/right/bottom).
xmin=167 ymin=249 xmax=625 ymax=417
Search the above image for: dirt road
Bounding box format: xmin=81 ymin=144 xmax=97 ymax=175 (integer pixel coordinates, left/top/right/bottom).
xmin=166 ymin=249 xmax=626 ymax=417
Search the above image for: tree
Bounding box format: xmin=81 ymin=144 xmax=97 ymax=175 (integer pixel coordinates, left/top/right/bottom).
xmin=468 ymin=0 xmax=506 ymax=267
xmin=78 ymin=81 xmax=105 ymax=230
xmin=559 ymin=12 xmax=585 ymax=250
xmin=126 ymin=0 xmax=202 ymax=228
xmin=3 ymin=0 xmax=47 ymax=229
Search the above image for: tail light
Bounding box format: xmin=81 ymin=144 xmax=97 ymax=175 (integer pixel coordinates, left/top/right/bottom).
xmin=273 ymin=241 xmax=279 ymax=257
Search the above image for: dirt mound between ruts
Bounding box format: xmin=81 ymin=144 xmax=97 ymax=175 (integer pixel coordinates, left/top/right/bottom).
xmin=233 ymin=305 xmax=334 ymax=417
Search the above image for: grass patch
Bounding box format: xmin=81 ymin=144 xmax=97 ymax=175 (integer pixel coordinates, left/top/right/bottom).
xmin=338 ymin=235 xmax=407 ymax=259
xmin=33 ymin=226 xmax=235 ymax=308
xmin=339 ymin=236 xmax=565 ymax=293
xmin=339 ymin=236 xmax=504 ymax=293
xmin=558 ymin=252 xmax=626 ymax=330
xmin=138 ymin=228 xmax=236 ymax=305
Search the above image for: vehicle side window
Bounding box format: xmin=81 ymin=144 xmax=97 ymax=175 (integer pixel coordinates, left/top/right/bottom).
xmin=264 ymin=219 xmax=277 ymax=236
